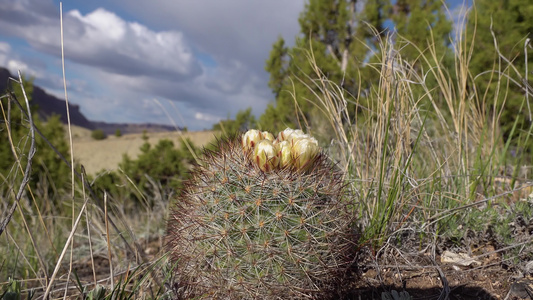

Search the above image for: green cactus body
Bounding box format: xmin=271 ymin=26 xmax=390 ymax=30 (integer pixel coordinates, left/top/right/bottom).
xmin=167 ymin=132 xmax=356 ymax=299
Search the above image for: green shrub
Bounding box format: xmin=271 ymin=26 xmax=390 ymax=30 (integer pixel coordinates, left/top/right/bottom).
xmin=120 ymin=139 xmax=195 ymax=190
xmin=1 ymin=78 xmax=73 ymax=203
xmin=91 ymin=129 xmax=107 ymax=140
xmin=212 ymin=107 xmax=256 ymax=133
xmin=93 ymin=138 xmax=199 ymax=207
xmin=141 ymin=130 xmax=148 ymax=141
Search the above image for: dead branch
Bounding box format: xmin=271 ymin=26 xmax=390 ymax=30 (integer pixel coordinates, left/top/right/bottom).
xmin=0 ymin=71 xmax=36 ymax=237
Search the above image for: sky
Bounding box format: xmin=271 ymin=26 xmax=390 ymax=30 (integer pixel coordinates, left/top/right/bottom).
xmin=0 ymin=0 xmax=469 ymax=131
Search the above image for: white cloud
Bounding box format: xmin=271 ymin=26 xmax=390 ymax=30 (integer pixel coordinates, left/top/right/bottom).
xmin=112 ymin=0 xmax=305 ymax=73
xmin=0 ymin=41 xmax=11 ymax=53
xmin=6 ymin=59 xmax=28 ymax=74
xmin=0 ymin=3 xmax=201 ymax=80
xmin=71 ymin=8 xmax=126 ymax=41
xmin=0 ymin=41 xmax=44 ymax=80
xmin=0 ymin=42 xmax=10 ymax=69
xmin=65 ymin=8 xmax=200 ymax=78
xmin=195 ymin=112 xmax=221 ymax=123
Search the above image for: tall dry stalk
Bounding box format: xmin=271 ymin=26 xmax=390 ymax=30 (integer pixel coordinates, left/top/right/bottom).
xmin=288 ymin=16 xmax=526 ymax=248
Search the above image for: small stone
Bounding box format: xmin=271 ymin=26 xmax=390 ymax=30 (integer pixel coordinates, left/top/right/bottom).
xmin=524 ymin=261 xmax=533 ymax=275
xmin=441 ymin=250 xmax=481 ymax=267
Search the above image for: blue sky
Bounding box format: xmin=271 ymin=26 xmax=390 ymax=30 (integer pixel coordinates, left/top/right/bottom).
xmin=0 ymin=0 xmax=470 ymax=131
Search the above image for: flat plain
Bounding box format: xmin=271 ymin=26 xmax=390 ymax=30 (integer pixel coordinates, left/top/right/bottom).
xmin=66 ymin=125 xmax=216 ymax=175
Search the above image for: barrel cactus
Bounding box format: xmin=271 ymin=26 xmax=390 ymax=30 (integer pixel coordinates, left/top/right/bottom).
xmin=167 ymin=128 xmax=357 ymax=299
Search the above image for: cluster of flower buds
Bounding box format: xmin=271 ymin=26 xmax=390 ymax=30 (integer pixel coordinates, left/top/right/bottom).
xmin=242 ymin=128 xmax=319 ymax=172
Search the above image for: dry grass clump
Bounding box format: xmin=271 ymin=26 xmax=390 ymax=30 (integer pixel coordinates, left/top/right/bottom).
xmin=295 ymin=19 xmax=533 ymax=285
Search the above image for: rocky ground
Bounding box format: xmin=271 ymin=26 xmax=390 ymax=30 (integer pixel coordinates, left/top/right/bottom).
xmin=64 ymin=222 xmax=532 ymax=299
xmin=349 ymin=217 xmax=533 ymax=299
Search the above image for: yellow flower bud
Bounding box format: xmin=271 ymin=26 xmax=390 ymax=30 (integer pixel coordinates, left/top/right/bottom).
xmin=254 ymin=139 xmax=279 ymax=172
xmin=262 ymin=131 xmax=275 ymax=142
xmin=277 ymin=140 xmax=293 ymax=168
xmin=292 ymin=137 xmax=319 ymax=170
xmin=242 ymin=129 xmax=263 ymax=150
xmin=277 ymin=128 xmax=305 ymax=143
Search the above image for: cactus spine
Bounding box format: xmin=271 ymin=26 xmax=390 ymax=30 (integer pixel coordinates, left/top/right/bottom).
xmin=167 ymin=129 xmax=357 ymax=299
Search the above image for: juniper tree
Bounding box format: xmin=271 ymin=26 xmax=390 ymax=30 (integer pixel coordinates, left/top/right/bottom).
xmin=466 ymin=0 xmax=533 ymax=145
xmin=261 ymin=0 xmax=452 ymax=133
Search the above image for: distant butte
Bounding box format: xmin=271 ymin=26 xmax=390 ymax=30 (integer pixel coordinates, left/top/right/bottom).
xmin=0 ymin=67 xmax=179 ymax=134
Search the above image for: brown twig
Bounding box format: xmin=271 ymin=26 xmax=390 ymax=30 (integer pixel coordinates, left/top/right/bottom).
xmin=104 ymin=192 xmax=115 ymax=290
xmin=60 ymin=3 xmax=77 ymax=297
xmin=433 ymin=258 xmax=450 ymax=300
xmin=82 ymin=167 xmax=98 ymax=288
xmin=43 ymin=192 xmax=91 ymax=299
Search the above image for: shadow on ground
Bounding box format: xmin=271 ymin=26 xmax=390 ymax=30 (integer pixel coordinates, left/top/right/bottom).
xmin=346 ymin=285 xmax=499 ymax=300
